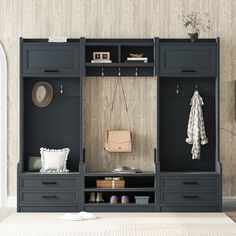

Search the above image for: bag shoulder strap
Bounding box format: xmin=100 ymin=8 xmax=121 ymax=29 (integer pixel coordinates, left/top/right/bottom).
xmin=111 ymin=77 xmax=128 ymax=112
xmin=109 ymin=77 xmax=131 ymax=129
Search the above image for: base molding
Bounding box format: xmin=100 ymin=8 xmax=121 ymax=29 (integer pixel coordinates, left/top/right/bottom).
xmin=223 ymin=196 xmax=236 ymax=209
xmin=7 ymin=196 xmax=236 ymax=210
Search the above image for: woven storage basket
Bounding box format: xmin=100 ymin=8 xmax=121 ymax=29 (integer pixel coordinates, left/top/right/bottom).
xmin=96 ymin=180 xmax=125 ymax=188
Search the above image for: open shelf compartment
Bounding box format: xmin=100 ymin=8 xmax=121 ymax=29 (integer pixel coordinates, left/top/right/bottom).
xmin=159 ymin=77 xmax=217 ymax=172
xmin=23 ymin=77 xmax=81 ymax=172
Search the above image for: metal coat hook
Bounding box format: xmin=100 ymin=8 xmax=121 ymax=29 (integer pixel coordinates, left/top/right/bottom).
xmin=60 ymin=85 xmax=63 ymax=94
xmin=195 ymin=85 xmax=198 ymax=91
xmin=176 ymin=85 xmax=179 ymax=94
xmin=135 ymin=67 xmax=138 ymax=77
xmin=101 ymin=67 xmax=104 ymax=76
xmin=118 ymin=67 xmax=121 ymax=76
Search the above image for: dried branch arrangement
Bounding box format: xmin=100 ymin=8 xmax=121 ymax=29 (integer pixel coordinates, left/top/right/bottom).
xmin=182 ymin=12 xmax=211 ymax=35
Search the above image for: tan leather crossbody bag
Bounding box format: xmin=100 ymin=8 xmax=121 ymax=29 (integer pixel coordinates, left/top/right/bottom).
xmin=105 ymin=130 xmax=132 ymax=152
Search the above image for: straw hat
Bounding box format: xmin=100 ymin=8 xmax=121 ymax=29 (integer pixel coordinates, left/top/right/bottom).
xmin=32 ymin=81 xmax=53 ymax=108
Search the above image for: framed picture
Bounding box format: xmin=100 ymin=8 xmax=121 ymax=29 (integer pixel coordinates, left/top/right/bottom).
xmin=93 ymin=52 xmax=110 ymax=61
xmin=102 ymin=53 xmax=109 ymax=60
xmin=94 ymin=53 xmax=101 ymax=60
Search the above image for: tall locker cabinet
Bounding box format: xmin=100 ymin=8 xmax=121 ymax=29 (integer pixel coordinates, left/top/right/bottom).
xmin=17 ymin=38 xmax=83 ymax=212
xmin=157 ymin=38 xmax=221 ymax=212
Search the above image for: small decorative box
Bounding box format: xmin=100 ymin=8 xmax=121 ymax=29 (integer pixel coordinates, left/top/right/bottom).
xmin=135 ymin=196 xmax=150 ymax=204
xmin=96 ymin=180 xmax=125 ymax=189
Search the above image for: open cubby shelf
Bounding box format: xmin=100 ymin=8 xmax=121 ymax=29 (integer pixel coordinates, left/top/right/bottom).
xmin=159 ymin=77 xmax=216 ymax=172
xmin=85 ymin=176 xmax=155 ymax=188
xmin=85 ymin=191 xmax=155 ymax=204
xmin=85 ymin=39 xmax=155 ymax=76
xmin=23 ymin=77 xmax=81 ymax=172
xmin=18 ymin=37 xmax=221 ymax=213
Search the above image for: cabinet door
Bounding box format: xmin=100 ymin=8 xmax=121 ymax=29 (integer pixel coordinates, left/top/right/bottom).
xmin=22 ymin=43 xmax=80 ymax=75
xmin=160 ymin=43 xmax=217 ymax=76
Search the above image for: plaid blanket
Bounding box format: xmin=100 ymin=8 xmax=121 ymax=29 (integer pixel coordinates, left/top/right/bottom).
xmin=186 ymin=91 xmax=208 ymax=160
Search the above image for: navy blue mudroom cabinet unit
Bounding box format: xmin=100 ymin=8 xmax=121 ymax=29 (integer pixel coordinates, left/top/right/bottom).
xmin=17 ymin=37 xmax=221 ymax=212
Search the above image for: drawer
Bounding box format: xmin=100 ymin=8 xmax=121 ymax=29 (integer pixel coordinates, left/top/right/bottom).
xmin=22 ymin=43 xmax=80 ymax=75
xmin=161 ymin=191 xmax=218 ymax=205
xmin=160 ymin=43 xmax=217 ymax=76
xmin=21 ymin=191 xmax=78 ymax=204
xmin=20 ymin=177 xmax=78 ymax=190
xmin=161 ymin=177 xmax=218 ymax=190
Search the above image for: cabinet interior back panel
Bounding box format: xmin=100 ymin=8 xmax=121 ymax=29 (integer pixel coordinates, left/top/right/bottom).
xmin=83 ymin=77 xmax=156 ymax=172
xmin=24 ymin=78 xmax=80 ymax=172
xmin=159 ymin=77 xmax=216 ymax=172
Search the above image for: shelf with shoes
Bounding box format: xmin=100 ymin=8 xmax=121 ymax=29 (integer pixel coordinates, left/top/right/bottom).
xmin=84 ymin=190 xmax=156 ymax=212
xmin=83 ymin=168 xmax=157 ymax=211
xmin=85 ymin=191 xmax=155 ymax=205
xmin=83 ymin=167 xmax=157 ymax=211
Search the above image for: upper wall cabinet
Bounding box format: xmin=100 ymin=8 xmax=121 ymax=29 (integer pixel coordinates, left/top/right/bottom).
xmin=160 ymin=42 xmax=217 ymax=77
xmin=22 ymin=43 xmax=80 ymax=76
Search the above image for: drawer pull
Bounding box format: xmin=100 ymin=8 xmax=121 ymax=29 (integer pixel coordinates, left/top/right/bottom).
xmin=183 ymin=181 xmax=198 ymax=185
xmin=41 ymin=195 xmax=57 ymax=199
xmin=41 ymin=181 xmax=57 ymax=185
xmin=183 ymin=195 xmax=198 ymax=199
xmin=44 ymin=69 xmax=58 ymax=73
xmin=182 ymin=69 xmax=196 ymax=73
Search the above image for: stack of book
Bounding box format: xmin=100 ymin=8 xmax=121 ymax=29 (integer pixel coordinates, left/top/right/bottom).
xmin=126 ymin=57 xmax=148 ymax=63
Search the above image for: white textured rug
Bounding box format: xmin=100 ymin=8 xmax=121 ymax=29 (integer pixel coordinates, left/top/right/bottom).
xmin=0 ymin=212 xmax=235 ymax=236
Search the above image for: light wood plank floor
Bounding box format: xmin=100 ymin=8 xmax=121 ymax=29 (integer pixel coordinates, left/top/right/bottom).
xmin=225 ymin=208 xmax=236 ymax=222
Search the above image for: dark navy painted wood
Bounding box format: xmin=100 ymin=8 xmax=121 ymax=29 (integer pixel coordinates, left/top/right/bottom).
xmin=84 ymin=204 xmax=156 ymax=212
xmin=22 ymin=77 xmax=81 ymax=172
xmin=161 ymin=191 xmax=218 ymax=205
xmin=20 ymin=191 xmax=78 ymax=205
xmin=85 ymin=38 xmax=155 ymax=76
xmin=84 ymin=171 xmax=155 ymax=177
xmin=23 ymin=43 xmax=80 ymax=75
xmin=159 ymin=77 xmax=216 ymax=172
xmin=19 ymin=206 xmax=78 ymax=212
xmin=18 ymin=37 xmax=221 ymax=212
xmin=160 ymin=42 xmax=217 ymax=76
xmin=158 ymin=38 xmax=221 ymax=212
xmin=161 ymin=206 xmax=219 ymax=212
xmin=20 ymin=177 xmax=78 ymax=190
xmin=161 ymin=176 xmax=219 ymax=190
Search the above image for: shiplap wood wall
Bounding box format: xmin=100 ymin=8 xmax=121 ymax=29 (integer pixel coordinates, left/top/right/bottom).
xmin=83 ymin=77 xmax=156 ymax=172
xmin=0 ymin=0 xmax=235 ymax=196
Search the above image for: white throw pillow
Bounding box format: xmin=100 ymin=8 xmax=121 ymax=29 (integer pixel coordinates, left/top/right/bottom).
xmin=40 ymin=148 xmax=70 ymax=173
